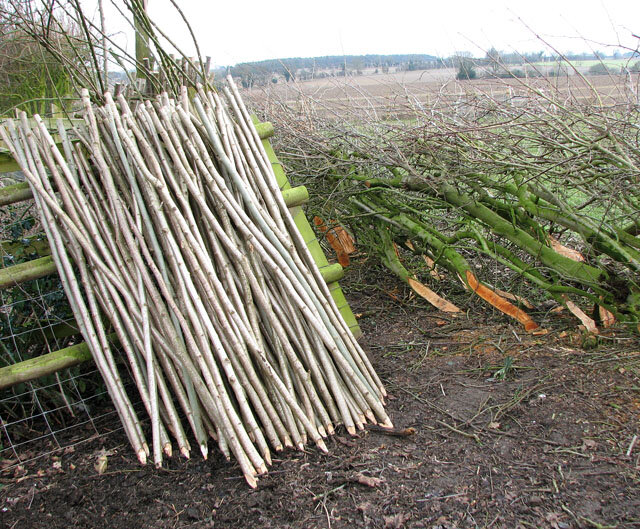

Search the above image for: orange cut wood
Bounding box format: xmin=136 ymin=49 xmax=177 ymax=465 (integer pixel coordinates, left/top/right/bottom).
xmin=313 ymin=217 xmax=355 ymax=267
xmin=598 ymin=304 xmax=616 ymax=328
xmin=492 ymin=287 xmax=534 ymax=309
xmin=562 ymin=296 xmax=598 ymax=334
xmin=548 ymin=235 xmax=585 ymax=262
xmin=407 ymin=277 xmax=461 ymax=313
xmin=465 ymin=270 xmax=539 ymax=332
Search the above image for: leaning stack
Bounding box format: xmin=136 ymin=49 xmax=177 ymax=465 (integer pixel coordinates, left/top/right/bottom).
xmin=0 ymin=78 xmax=391 ymax=487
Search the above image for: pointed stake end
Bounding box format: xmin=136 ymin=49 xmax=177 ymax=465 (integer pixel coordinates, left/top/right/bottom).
xmin=316 ymin=439 xmax=328 ymax=453
xmin=245 ymin=474 xmax=258 ymax=489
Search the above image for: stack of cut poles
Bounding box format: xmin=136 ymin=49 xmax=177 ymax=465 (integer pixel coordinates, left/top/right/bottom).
xmin=0 ymin=78 xmax=391 ymax=487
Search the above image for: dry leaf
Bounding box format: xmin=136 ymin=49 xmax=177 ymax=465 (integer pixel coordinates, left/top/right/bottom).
xmin=545 ymin=511 xmax=565 ymax=529
xmin=384 ymin=513 xmax=410 ymax=529
xmin=386 ymin=288 xmax=400 ymax=302
xmin=352 ymin=472 xmax=384 ymax=487
xmin=465 ymin=271 xmax=539 ymax=332
xmin=335 ymin=436 xmax=356 ymax=448
xmin=357 ymin=502 xmax=376 ymax=517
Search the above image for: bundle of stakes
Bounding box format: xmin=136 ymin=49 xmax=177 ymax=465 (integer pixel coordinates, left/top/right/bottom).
xmin=0 ymin=78 xmax=391 ymax=487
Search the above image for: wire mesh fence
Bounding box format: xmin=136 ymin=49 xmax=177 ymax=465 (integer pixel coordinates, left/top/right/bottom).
xmin=0 ymin=175 xmax=127 ymax=471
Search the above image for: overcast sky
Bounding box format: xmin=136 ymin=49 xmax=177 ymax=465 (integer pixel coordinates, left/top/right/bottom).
xmin=84 ymin=0 xmax=639 ymax=66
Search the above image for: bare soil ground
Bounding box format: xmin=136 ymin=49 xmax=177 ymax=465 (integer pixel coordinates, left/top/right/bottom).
xmin=1 ymin=264 xmax=638 ymax=529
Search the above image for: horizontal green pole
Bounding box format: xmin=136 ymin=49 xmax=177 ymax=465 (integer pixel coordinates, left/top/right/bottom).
xmin=0 ymin=341 xmax=93 ymax=390
xmin=255 ymin=121 xmax=274 ymax=140
xmin=0 ymin=153 xmax=22 ymax=173
xmin=282 ymin=185 xmax=309 ymax=208
xmin=319 ymin=262 xmax=344 ymax=284
xmin=0 ymin=332 xmax=119 ymax=391
xmin=0 ymin=255 xmax=57 ymax=290
xmin=0 ymin=182 xmax=32 ymax=207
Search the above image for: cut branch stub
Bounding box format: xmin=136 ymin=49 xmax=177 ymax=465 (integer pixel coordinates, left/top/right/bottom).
xmin=465 ymin=270 xmax=540 ymax=332
xmin=313 ymin=216 xmax=355 ymax=267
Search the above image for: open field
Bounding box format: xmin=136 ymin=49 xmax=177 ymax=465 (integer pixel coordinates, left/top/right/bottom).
xmin=248 ymin=68 xmax=639 ymax=119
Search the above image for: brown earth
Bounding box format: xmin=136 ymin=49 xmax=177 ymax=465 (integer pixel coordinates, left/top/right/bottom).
xmin=248 ymin=71 xmax=635 ymax=119
xmin=1 ymin=266 xmax=639 ymax=529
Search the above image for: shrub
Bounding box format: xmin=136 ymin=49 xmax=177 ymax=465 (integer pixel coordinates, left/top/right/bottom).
xmin=588 ymin=63 xmax=616 ymax=76
xmin=0 ymin=0 xmax=88 ymax=116
xmin=456 ymin=63 xmax=477 ymax=80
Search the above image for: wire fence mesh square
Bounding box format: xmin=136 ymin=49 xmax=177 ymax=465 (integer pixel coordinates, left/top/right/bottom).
xmin=0 ymin=177 xmax=128 ymax=471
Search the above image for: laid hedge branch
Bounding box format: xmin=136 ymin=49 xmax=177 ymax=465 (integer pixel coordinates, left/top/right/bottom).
xmin=256 ymin=80 xmax=640 ymax=332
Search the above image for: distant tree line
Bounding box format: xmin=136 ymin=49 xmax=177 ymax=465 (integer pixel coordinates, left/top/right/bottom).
xmin=217 ymin=54 xmax=439 ymax=88
xmin=219 ymin=49 xmax=640 ymax=88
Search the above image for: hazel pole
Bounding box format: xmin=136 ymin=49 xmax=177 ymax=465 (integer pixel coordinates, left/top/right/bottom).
xmin=103 ymin=97 xmax=207 ymax=457
xmin=109 ymin=117 xmax=268 ymax=481
xmin=2 ymin=119 xmax=148 ymax=464
xmin=223 ymin=81 xmax=386 ymax=398
xmin=190 ymin=99 xmax=383 ymax=407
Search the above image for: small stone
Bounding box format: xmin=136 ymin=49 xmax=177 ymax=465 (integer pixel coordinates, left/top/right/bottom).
xmin=529 ymin=495 xmax=543 ymax=506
